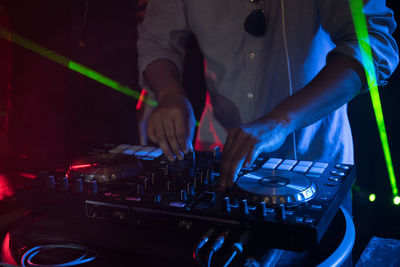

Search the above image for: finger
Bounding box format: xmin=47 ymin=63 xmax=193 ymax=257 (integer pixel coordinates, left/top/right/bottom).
xmin=146 ymin=119 xmax=157 ymax=144
xmin=220 ymin=131 xmax=250 ymax=187
xmin=242 ymin=143 xmax=261 ymax=169
xmin=225 ymin=137 xmax=254 ymax=187
xmin=173 ymin=113 xmax=188 ymax=154
xmin=154 ymin=117 xmax=175 ymax=161
xmin=224 ymin=128 xmax=240 ymax=151
xmin=162 ymin=115 xmax=184 ymax=160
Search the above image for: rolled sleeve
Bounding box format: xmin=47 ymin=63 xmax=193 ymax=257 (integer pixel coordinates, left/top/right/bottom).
xmin=319 ymin=0 xmax=399 ymax=88
xmin=137 ymin=0 xmax=190 ymax=91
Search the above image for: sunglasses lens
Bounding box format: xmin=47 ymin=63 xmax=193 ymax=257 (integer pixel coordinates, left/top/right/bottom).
xmin=244 ymin=9 xmax=266 ymax=37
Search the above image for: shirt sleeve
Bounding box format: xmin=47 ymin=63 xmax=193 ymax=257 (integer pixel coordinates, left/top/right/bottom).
xmin=137 ymin=0 xmax=190 ymax=91
xmin=318 ymin=0 xmax=399 ymax=88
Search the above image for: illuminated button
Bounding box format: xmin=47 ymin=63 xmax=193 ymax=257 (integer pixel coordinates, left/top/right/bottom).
xmin=247 ymin=92 xmax=254 ymax=99
xmin=296 ymin=217 xmax=303 ymax=222
xmin=292 ymin=165 xmax=309 ymax=174
xmin=122 ymin=145 xmax=144 ymax=155
xmin=141 ymin=146 xmax=156 ymax=152
xmin=249 ymin=52 xmax=256 ymax=59
xmin=297 ymin=161 xmax=313 ymax=167
xmin=335 ymin=164 xmax=350 ymax=171
xmin=330 ymin=170 xmax=346 ymax=177
xmin=267 ymin=158 xmax=283 ymax=163
xmin=328 ymin=177 xmax=339 ymax=182
xmin=169 ymin=202 xmax=186 ymax=208
xmin=277 ymin=164 xmax=294 ymax=171
xmin=304 ymin=218 xmax=314 ymax=223
xmin=310 ymin=204 xmax=322 ymax=210
xmin=134 ymin=150 xmax=150 ymax=156
xmin=285 ymin=210 xmax=294 ymax=215
xmin=262 ymin=162 xmax=279 ymax=170
xmin=308 ymin=167 xmax=325 ymax=174
xmin=109 ymin=144 xmax=132 ymax=154
xmin=313 ymin=162 xmax=328 ymax=168
xmin=147 ymin=148 xmax=163 ymax=158
xmin=282 ymin=159 xmax=297 ymax=165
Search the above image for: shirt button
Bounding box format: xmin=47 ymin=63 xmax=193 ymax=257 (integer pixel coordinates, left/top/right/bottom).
xmin=249 ymin=52 xmax=256 ymax=59
xmin=247 ymin=92 xmax=254 ymax=99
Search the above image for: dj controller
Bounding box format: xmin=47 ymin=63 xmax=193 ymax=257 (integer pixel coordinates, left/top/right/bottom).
xmin=14 ymin=143 xmax=356 ymax=258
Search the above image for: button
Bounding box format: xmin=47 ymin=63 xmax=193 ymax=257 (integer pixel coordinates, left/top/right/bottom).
xmin=262 ymin=162 xmax=279 ymax=170
xmin=146 ymin=148 xmax=163 ymax=158
xmin=277 ymin=164 xmax=294 ymax=171
xmin=304 ymin=218 xmax=314 ymax=223
xmin=267 ymin=158 xmax=283 ymax=164
xmin=169 ymin=202 xmax=185 ymax=208
xmin=285 ymin=210 xmax=294 ymax=215
xmin=319 ymin=196 xmax=330 ymax=201
xmin=296 ymin=217 xmax=303 ymax=222
xmin=292 ymin=165 xmax=309 ymax=174
xmin=282 ymin=159 xmax=297 ymax=165
xmin=297 ymin=161 xmax=313 ymax=167
xmin=249 ymin=52 xmax=256 ymax=59
xmin=247 ymin=92 xmax=254 ymax=99
xmin=325 ymin=183 xmax=337 ymax=187
xmin=308 ymin=167 xmax=325 ymax=174
xmin=335 ymin=164 xmax=350 ymax=171
xmin=330 ymin=170 xmax=346 ymax=177
xmin=310 ymin=204 xmax=322 ymax=210
xmin=109 ymin=144 xmax=132 ymax=154
xmin=328 ymin=177 xmax=339 ymax=182
xmin=313 ymin=162 xmax=328 ymax=168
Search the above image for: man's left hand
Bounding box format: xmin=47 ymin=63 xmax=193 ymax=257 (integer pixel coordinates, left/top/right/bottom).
xmin=219 ymin=118 xmax=291 ymax=188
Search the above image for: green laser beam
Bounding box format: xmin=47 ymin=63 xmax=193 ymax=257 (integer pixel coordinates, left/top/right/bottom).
xmin=0 ymin=26 xmax=157 ymax=107
xmin=350 ymin=0 xmax=398 ymax=197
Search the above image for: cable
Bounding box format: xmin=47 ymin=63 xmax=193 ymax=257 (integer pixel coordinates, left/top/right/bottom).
xmin=222 ymin=251 xmax=237 ymax=267
xmin=193 ymin=228 xmax=215 ymax=266
xmin=222 ymin=231 xmax=252 ymax=267
xmin=206 ymin=250 xmax=214 ymax=267
xmin=206 ymin=231 xmax=229 ymax=267
xmin=20 ymin=244 xmax=97 ymax=267
xmin=280 ymin=0 xmax=297 ymax=160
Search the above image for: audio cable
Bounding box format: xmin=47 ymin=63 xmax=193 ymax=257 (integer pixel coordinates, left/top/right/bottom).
xmin=193 ymin=228 xmax=215 ymax=266
xmin=20 ymin=244 xmax=97 ymax=267
xmin=206 ymin=231 xmax=229 ymax=267
xmin=222 ymin=231 xmax=252 ymax=267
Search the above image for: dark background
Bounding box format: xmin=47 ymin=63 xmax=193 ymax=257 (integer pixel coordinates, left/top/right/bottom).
xmin=0 ymin=0 xmax=399 ymax=263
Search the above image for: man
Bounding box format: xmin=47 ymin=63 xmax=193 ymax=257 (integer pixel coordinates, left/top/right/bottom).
xmin=137 ymin=0 xmax=398 ymax=189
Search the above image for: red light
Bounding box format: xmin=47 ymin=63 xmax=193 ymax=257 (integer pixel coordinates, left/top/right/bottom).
xmin=135 ymin=88 xmax=147 ymax=111
xmin=0 ymin=174 xmax=13 ymax=201
xmin=18 ymin=172 xmax=37 ymax=179
xmin=70 ymin=163 xmax=99 ymax=170
xmin=1 ymin=233 xmax=18 ymax=266
xmin=70 ymin=164 xmax=93 ymax=170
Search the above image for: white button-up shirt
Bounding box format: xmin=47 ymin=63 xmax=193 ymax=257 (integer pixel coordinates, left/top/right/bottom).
xmin=137 ymin=0 xmax=398 ymax=164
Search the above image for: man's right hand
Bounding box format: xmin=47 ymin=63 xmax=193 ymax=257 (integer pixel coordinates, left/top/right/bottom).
xmin=147 ymin=92 xmax=196 ymax=161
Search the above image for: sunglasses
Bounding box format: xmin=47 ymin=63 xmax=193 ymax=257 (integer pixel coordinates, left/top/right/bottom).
xmin=244 ymin=3 xmax=266 ymax=37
